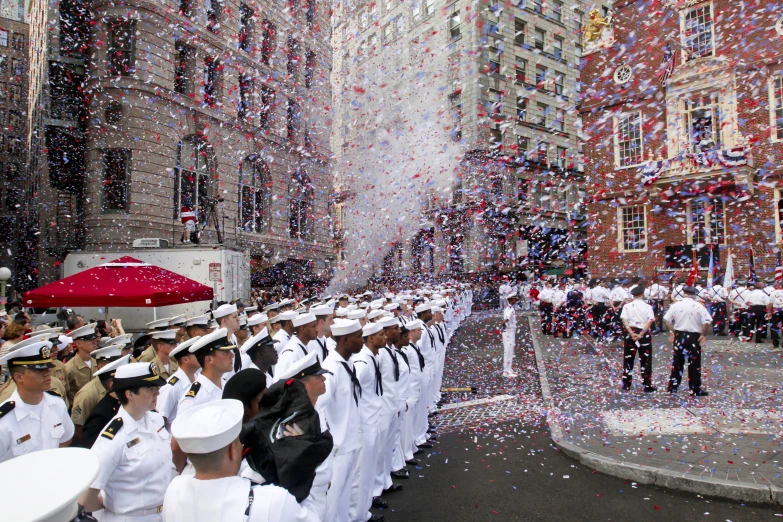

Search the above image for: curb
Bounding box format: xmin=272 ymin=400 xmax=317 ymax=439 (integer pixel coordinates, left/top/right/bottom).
xmin=525 ymin=315 xmax=782 ymax=506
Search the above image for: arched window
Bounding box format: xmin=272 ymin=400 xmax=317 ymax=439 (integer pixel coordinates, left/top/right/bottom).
xmin=289 ymin=169 xmax=313 ymax=239
xmin=240 ymin=156 xmax=270 ymax=233
xmin=176 ymin=137 xmax=213 ymax=218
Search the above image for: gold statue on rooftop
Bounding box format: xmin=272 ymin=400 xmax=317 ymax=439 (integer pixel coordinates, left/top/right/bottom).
xmin=583 ymin=8 xmax=611 ymax=43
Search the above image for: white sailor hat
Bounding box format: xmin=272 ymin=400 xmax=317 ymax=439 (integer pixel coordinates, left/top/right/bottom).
xmin=277 ymin=310 xmax=299 ymax=322
xmin=414 ymin=303 xmax=432 ymax=313
xmin=100 ymin=333 xmax=133 ymax=348
xmin=278 ymin=298 xmax=294 ymax=307
xmin=433 ymin=299 xmax=447 ymax=307
xmin=56 ymin=335 xmax=73 ymax=350
xmin=92 ymin=345 xmax=123 ymax=361
xmin=348 ymin=297 xmax=357 ymax=304
xmin=247 ymin=313 xmax=268 ymax=327
xmin=33 ymin=327 xmax=63 ymax=337
xmin=370 ymin=299 xmax=384 ymax=310
xmin=150 ymin=329 xmax=179 ymax=342
xmin=293 ymin=313 xmax=316 ymax=327
xmin=334 ymin=307 xmax=349 ymax=317
xmin=262 ymin=302 xmax=281 ymax=313
xmin=94 ymin=354 xmax=131 ymax=379
xmin=212 ymin=303 xmax=238 ymax=319
xmin=145 ymin=317 xmax=171 ymax=330
xmin=70 ymin=323 xmax=99 ymax=341
xmin=379 ymin=317 xmax=399 ymax=329
xmin=239 ymin=314 xmax=248 ymax=329
xmin=244 ymin=306 xmax=258 ymax=314
xmin=330 ymin=318 xmax=361 ymax=337
xmin=383 ymin=303 xmax=399 ymax=311
xmin=400 ymin=294 xmax=414 ymax=300
xmin=112 ymin=362 xmax=167 ymax=391
xmin=240 ymin=329 xmax=275 ymax=357
xmin=169 ymin=315 xmax=187 ymax=327
xmin=185 ymin=314 xmax=211 ymax=327
xmin=172 ymin=399 xmax=245 ymax=454
xmin=347 ymin=309 xmax=366 ymax=320
xmin=406 ymin=319 xmax=424 ymax=330
xmin=170 ymin=336 xmax=201 ymax=359
xmin=275 ymin=350 xmax=332 ymax=382
xmin=189 ymin=328 xmax=236 ymax=355
xmin=384 ymin=292 xmax=394 ymax=299
xmin=0 ymin=340 xmax=54 ymax=369
xmin=16 ymin=332 xmax=59 ymax=350
xmin=310 ymin=304 xmax=334 ymax=316
xmin=0 ymin=447 xmax=100 ymax=522
xmin=432 ymin=306 xmax=444 ymax=313
xmin=367 ymin=309 xmax=385 ymax=320
xmin=362 ymin=322 xmax=383 ymax=337
xmin=359 ymin=301 xmax=370 ymax=308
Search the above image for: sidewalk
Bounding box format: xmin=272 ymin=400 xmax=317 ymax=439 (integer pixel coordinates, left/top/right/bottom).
xmin=527 ymin=314 xmax=783 ymax=505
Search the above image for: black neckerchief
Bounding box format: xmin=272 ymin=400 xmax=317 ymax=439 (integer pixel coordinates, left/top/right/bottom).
xmin=339 ymin=361 xmax=362 ymax=406
xmin=297 ymin=342 xmax=308 ymax=356
xmin=396 ymin=346 xmax=410 ymax=370
xmin=316 ymin=338 xmax=328 ymax=360
xmin=426 ymin=327 xmax=435 ymax=348
xmin=370 ymin=355 xmax=383 ymax=396
xmin=383 ymin=346 xmax=399 ymax=381
xmin=409 ymin=342 xmax=425 ymax=370
xmin=434 ymin=324 xmax=445 ymax=344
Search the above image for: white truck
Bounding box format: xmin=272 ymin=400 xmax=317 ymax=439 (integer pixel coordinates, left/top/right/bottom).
xmin=59 ymin=244 xmax=250 ymax=332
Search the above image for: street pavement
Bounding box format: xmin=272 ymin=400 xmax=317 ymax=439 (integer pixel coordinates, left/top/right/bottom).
xmin=372 ymin=312 xmax=782 ymax=520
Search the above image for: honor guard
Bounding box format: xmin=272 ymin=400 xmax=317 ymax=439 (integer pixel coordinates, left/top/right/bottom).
xmin=663 ymin=287 xmax=712 ymax=396
xmin=620 ymin=286 xmax=656 ymax=392
xmin=0 ymin=340 xmax=74 ymax=463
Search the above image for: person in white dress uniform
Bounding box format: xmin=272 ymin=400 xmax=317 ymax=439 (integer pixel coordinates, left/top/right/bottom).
xmin=156 ymin=337 xmax=201 ymax=430
xmin=163 ymin=399 xmax=317 ymax=522
xmin=502 ymin=291 xmax=519 ymax=378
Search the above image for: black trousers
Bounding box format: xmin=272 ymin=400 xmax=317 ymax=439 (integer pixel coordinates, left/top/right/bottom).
xmin=590 ymin=303 xmax=607 ymax=338
xmin=729 ymin=309 xmax=741 ymax=337
xmin=712 ymin=302 xmax=727 ymax=336
xmin=668 ymin=331 xmax=703 ymax=393
xmin=540 ymin=302 xmax=553 ymax=334
xmin=611 ymin=303 xmax=624 ymax=338
xmin=740 ymin=309 xmax=754 ymax=341
xmin=651 ymin=300 xmax=664 ymax=333
xmin=749 ymin=305 xmax=767 ymax=343
xmin=623 ymin=327 xmax=652 ymax=386
xmin=770 ymin=309 xmax=783 ymax=348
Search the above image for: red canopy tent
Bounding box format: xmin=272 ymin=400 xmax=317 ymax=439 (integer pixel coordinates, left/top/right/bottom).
xmin=23 ymin=256 xmax=213 ymax=308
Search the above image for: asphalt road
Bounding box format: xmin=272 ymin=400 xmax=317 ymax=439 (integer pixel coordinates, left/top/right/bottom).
xmin=371 ymin=312 xmax=782 ymax=521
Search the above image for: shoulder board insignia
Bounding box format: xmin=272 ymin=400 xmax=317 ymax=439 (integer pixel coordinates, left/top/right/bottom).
xmin=45 ymin=390 xmax=62 ymax=398
xmin=101 ymin=417 xmax=124 ymax=439
xmin=185 ymin=381 xmax=201 ymax=398
xmin=0 ymin=401 xmax=15 ymax=419
xmin=168 ymin=376 xmax=179 ymax=386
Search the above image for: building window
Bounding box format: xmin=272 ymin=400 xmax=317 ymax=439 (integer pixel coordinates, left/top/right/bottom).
xmin=772 ymin=76 xmax=783 ymax=141
xmin=554 ymin=73 xmax=564 ymax=95
xmin=289 ymin=169 xmax=313 ymax=239
xmin=239 ymin=3 xmax=254 ymax=52
xmin=206 ymin=0 xmax=222 ymax=34
xmin=0 ymin=56 xmax=7 ymax=74
xmin=11 ymin=58 xmax=22 ymax=76
xmin=306 ymin=0 xmax=316 ymax=28
xmin=683 ymin=3 xmax=714 ymax=61
xmin=240 ymin=157 xmax=270 ymax=233
xmin=304 ymin=50 xmax=315 ymax=88
xmin=287 ymin=37 xmax=299 ymax=77
xmin=176 ymin=139 xmax=212 ymax=218
xmin=287 ymin=98 xmax=298 ymax=142
xmin=174 ymin=41 xmax=194 ymax=95
xmin=8 ymin=110 xmax=20 ymax=130
xmin=517 ymin=135 xmax=529 ymax=155
xmin=238 ymin=74 xmax=253 ymax=122
xmin=535 ymin=64 xmax=547 ymax=89
xmin=555 ymin=108 xmax=565 ymax=132
xmin=204 ymin=56 xmax=219 ymax=107
xmin=425 ymin=0 xmax=435 ymax=16
xmin=534 ymin=28 xmax=545 ymax=51
xmin=369 ymin=3 xmax=377 ymax=21
xmin=0 ymin=82 xmax=6 ymax=101
xmin=614 ymin=112 xmax=643 ymax=167
xmin=360 ymin=9 xmax=368 ymax=29
xmin=618 ymin=205 xmax=647 ymax=252
xmin=102 ymin=149 xmax=131 ymax=212
xmin=11 ymin=33 xmax=24 ymax=51
xmin=512 ymin=19 xmax=525 ymax=46
xmin=537 ymin=102 xmax=548 ymax=126
xmin=553 ymin=36 xmax=563 ymax=60
xmin=516 ymin=96 xmax=527 ymax=122
xmin=488 ymin=88 xmax=503 ymax=119
xmin=555 ymin=146 xmax=567 ymax=169
xmin=0 ymin=30 xmax=7 ymax=47
xmin=8 ymin=84 xmax=20 ymax=104
xmin=396 ymin=15 xmax=404 ymax=34
xmin=689 ymin=198 xmax=726 ymax=245
xmin=107 ymin=20 xmax=136 ymax=76
xmin=179 ymin=0 xmax=191 ymax=16
xmin=685 ymin=93 xmax=720 ymax=152
xmin=259 ymin=84 xmax=274 ymax=129
xmin=450 ymin=11 xmax=461 ymax=40
xmin=552 ymin=0 xmax=562 ymax=22
xmin=531 ymin=0 xmax=542 ymax=13
xmin=488 ymin=48 xmax=500 ymax=75
xmin=515 ymin=57 xmax=526 ymax=83
xmin=489 ymin=128 xmax=502 ymax=147
xmin=59 ymin=0 xmax=91 ymax=58
xmin=449 ymin=91 xmax=462 ymax=141
xmin=261 ymin=20 xmax=275 ymax=65
xmin=48 ymin=62 xmax=84 ymax=121
xmin=8 ymin=138 xmax=22 ymax=157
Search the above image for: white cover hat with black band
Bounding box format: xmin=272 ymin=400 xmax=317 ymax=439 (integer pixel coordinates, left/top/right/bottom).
xmin=171 ymin=399 xmax=245 ymax=454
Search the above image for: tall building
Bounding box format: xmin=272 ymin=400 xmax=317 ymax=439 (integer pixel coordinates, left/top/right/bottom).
xmin=331 ymin=0 xmax=587 ymax=279
xmin=21 ymin=0 xmax=335 ymax=291
xmin=581 ymin=0 xmax=780 ymax=279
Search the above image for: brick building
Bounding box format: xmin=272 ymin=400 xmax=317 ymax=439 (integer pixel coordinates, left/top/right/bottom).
xmin=580 ymin=0 xmax=782 ymax=280
xmin=18 ymin=0 xmax=335 ymax=292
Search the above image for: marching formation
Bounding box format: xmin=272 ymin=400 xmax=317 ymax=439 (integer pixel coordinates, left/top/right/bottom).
xmin=0 ymin=284 xmax=474 ymax=522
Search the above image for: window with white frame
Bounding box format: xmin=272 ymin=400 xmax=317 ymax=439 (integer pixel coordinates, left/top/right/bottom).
xmin=618 ymin=205 xmax=647 ymax=252
xmin=682 ymin=3 xmax=714 ymax=61
xmin=689 ymin=198 xmax=726 ymax=245
xmin=776 ymin=189 xmax=783 ymax=244
xmin=614 ymin=112 xmax=643 ymax=167
xmin=240 ymin=157 xmax=270 ymax=233
xmin=771 ymin=76 xmax=783 ymax=141
xmin=685 ymin=92 xmax=721 ymax=152
xmin=425 ymin=0 xmax=435 ymax=15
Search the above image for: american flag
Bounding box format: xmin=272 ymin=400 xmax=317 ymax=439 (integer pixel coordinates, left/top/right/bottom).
xmin=776 ymin=250 xmax=783 ymax=283
xmin=658 ymin=43 xmax=676 ymax=86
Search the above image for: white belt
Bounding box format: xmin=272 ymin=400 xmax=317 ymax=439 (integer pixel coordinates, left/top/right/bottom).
xmin=112 ymin=506 xmax=163 ymax=517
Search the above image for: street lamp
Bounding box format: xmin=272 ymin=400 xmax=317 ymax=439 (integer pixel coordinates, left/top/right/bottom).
xmin=0 ymin=267 xmax=10 ymax=300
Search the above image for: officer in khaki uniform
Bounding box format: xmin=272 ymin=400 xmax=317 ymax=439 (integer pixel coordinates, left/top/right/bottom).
xmin=71 ymin=346 xmax=125 ymax=433
xmin=71 ymin=354 xmax=131 ymax=446
xmin=147 ymin=329 xmax=180 ymax=381
xmin=64 ymin=323 xmax=100 ymax=404
xmin=138 ymin=317 xmax=174 ymax=362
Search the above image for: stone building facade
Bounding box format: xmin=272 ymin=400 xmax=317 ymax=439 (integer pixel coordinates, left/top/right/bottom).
xmin=331 ymin=0 xmax=588 ymax=279
xmin=23 ymin=0 xmax=335 ymax=289
xmin=581 ymin=0 xmax=782 ymax=280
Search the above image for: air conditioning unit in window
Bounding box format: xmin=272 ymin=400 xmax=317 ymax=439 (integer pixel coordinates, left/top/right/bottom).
xmin=133 ymin=238 xmax=170 ymax=249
